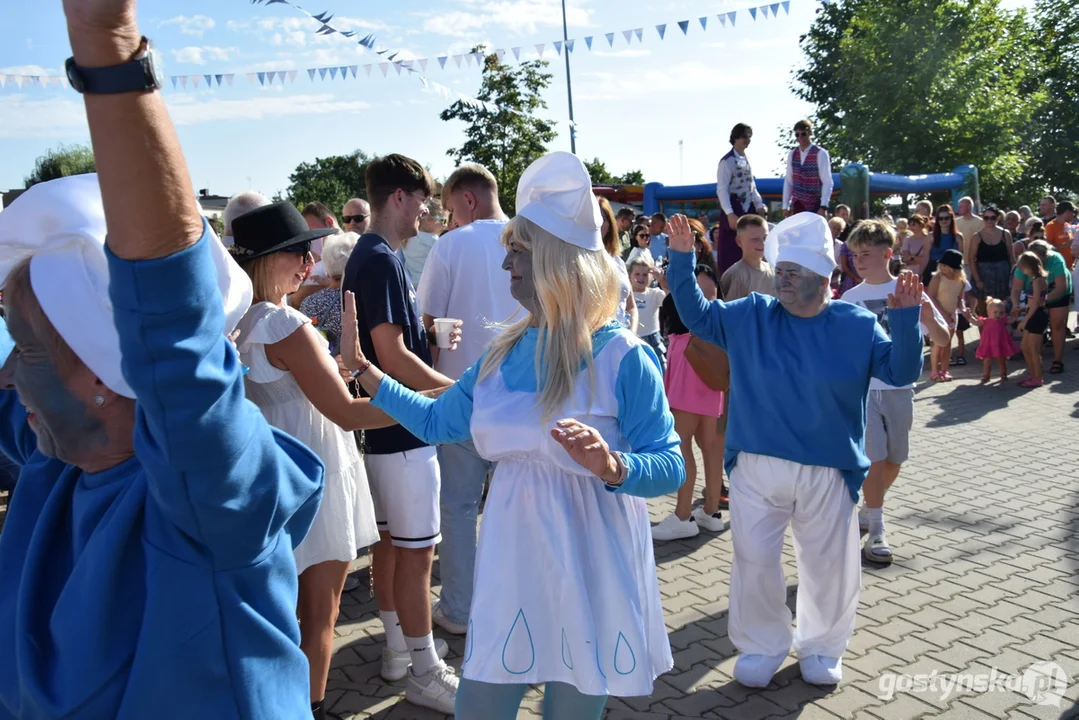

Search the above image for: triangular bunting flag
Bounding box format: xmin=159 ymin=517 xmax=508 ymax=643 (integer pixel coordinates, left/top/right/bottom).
xmin=535 ymin=44 xmax=545 ymax=58
xmin=170 ymin=76 xmax=177 ymax=89
xmin=328 ymin=67 xmax=338 ymax=80
xmin=749 ymin=7 xmax=757 ymax=20
xmin=677 ymin=20 xmax=689 ymax=35
xmin=203 ymin=74 xmax=212 ymax=87
xmin=418 ymin=58 xmax=428 ymax=71
xmin=771 ymin=2 xmax=781 ymax=15
xmin=718 ymin=13 xmax=726 ymax=26
xmin=781 ymin=0 xmax=790 ymax=13
xmin=438 ymin=56 xmax=448 ymax=69
xmin=656 ymin=24 xmax=666 ymax=39
xmin=180 ymin=76 xmax=188 ymax=89
xmin=634 ymin=28 xmax=643 ymax=41
xmin=225 ymin=74 xmax=234 ymax=86
xmin=318 ymin=68 xmax=327 ymax=80
xmin=495 ymin=49 xmax=506 ymax=60
xmin=553 ymin=41 xmax=562 ymax=55
xmin=364 ymin=64 xmax=373 ymax=76
xmin=215 ymin=74 xmax=223 ymax=86
xmin=622 ymin=30 xmax=633 ymax=44
xmin=760 ymin=5 xmax=769 ymax=17
xmin=257 ymin=72 xmax=266 ymax=86
xmin=565 ymin=39 xmax=575 ymax=52
xmin=584 ymin=36 xmax=593 ymax=50
xmin=699 ymin=16 xmax=708 ymax=30
xmin=349 ymin=65 xmax=358 ymax=78
xmin=308 ymin=68 xmax=317 ymax=81
xmin=267 ymin=72 xmax=276 ymax=84
xmin=454 ymin=55 xmax=463 ymax=68
xmin=512 ymin=47 xmax=522 ymax=60
xmin=728 ymin=11 xmax=737 ymax=25
xmin=339 ymin=66 xmax=348 ymax=79
xmin=472 ymin=52 xmax=484 ymax=65
xmin=606 ymin=32 xmax=615 ymax=47
xmin=394 ymin=62 xmax=402 ymax=75
xmin=464 ymin=54 xmax=473 ymax=67
xmin=379 ymin=63 xmax=389 ymax=76
xmin=13 ymin=76 xmax=24 ymax=88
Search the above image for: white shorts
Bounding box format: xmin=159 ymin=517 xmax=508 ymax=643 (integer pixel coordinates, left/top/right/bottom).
xmin=365 ymin=446 xmax=442 ymax=549
xmin=865 ymin=389 xmax=914 ymax=465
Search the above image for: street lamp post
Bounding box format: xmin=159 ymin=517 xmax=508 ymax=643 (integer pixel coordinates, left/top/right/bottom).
xmin=561 ymin=0 xmax=577 ymax=154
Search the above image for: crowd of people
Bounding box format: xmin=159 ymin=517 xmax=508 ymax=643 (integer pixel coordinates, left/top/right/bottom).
xmin=0 ymin=5 xmax=1075 ymax=718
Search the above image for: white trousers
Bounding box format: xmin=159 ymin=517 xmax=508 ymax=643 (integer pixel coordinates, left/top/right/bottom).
xmin=728 ymin=452 xmax=861 ymax=659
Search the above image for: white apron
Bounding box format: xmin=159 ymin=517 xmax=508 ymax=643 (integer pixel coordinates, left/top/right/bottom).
xmin=461 ymin=332 xmax=672 ymax=696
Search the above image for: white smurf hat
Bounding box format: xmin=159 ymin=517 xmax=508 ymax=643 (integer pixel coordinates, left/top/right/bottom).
xmin=764 ymin=212 xmax=837 ymax=279
xmin=515 ymin=151 xmax=603 ymax=251
xmin=0 ymin=174 xmax=252 ymax=399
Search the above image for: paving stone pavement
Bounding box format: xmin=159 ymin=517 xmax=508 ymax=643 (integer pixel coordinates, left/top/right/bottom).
xmin=0 ymin=334 xmax=1077 ymax=720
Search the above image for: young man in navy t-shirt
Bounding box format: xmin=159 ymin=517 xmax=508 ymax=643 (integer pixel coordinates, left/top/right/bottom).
xmin=342 ymin=154 xmax=459 ymax=713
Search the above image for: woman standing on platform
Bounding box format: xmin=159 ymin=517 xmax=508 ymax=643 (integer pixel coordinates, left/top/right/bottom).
xmin=715 ymin=123 xmax=766 ymax=276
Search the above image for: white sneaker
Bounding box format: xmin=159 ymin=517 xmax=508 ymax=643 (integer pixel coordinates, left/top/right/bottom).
xmin=858 ymin=506 xmax=868 ymax=531
xmin=406 ymin=661 xmax=459 ymax=714
xmin=863 ymin=532 xmax=893 ymax=565
xmin=800 ymin=655 xmax=843 ymax=685
xmin=651 ymin=512 xmax=699 ymax=541
xmin=733 ymin=653 xmax=786 ymax=688
xmin=691 ymin=507 xmax=728 ymax=532
xmin=381 ymin=638 xmax=450 ymax=682
xmin=432 ymin=600 xmax=468 ymax=636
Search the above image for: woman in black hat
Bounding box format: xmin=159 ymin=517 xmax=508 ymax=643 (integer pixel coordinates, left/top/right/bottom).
xmin=229 ymin=202 xmax=438 ymax=718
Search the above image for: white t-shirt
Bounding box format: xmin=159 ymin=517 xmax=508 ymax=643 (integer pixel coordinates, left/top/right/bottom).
xmin=634 ymin=287 xmax=666 ymax=337
xmin=416 ymin=219 xmax=521 ymax=381
xmin=841 ymin=278 xmax=943 ymax=391
xmin=626 ymin=247 xmax=654 ymax=268
xmin=403 ymin=231 xmax=438 ymax=293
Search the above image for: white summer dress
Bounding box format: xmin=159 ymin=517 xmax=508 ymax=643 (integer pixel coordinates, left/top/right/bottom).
xmin=236 ymin=302 xmax=379 ymax=573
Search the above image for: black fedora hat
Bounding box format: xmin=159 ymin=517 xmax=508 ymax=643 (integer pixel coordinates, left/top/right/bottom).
xmin=228 ymin=201 xmax=338 ymax=262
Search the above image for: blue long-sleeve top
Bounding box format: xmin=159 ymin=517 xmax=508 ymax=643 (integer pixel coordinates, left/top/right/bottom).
xmin=371 ymin=324 xmax=685 ymax=498
xmin=667 ymin=248 xmax=922 ymax=501
xmin=0 ymin=227 xmax=324 ymax=720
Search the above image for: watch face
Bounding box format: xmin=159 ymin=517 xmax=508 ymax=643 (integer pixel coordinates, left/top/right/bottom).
xmin=145 ymin=46 xmax=165 ymax=90
xmin=64 ymin=57 xmax=85 ymax=93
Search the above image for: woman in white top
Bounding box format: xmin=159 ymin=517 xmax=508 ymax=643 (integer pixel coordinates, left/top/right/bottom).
xmin=229 ymin=202 xmax=399 ymax=718
xmin=599 ymin=196 xmax=639 ymax=334
xmin=626 ymin=222 xmax=655 ymax=268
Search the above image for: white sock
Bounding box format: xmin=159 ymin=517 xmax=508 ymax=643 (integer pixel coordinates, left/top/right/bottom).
xmin=406 ymin=633 xmax=440 ymax=677
xmin=381 ymin=611 xmax=407 ymax=653
xmin=866 ymin=507 xmax=885 ymax=537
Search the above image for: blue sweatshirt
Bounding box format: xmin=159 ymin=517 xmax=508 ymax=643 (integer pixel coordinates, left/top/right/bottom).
xmin=372 ymin=324 xmax=685 ymax=498
xmin=0 ymin=228 xmax=324 ymax=719
xmin=667 ymin=248 xmax=922 ymax=501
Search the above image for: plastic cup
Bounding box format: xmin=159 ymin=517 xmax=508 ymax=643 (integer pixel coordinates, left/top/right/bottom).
xmin=434 ymin=318 xmax=461 ymax=349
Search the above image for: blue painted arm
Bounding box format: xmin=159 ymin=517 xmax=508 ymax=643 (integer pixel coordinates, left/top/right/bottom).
xmin=611 ymin=343 xmax=685 ymax=498
xmin=371 ymin=359 xmax=479 ymax=445
xmin=107 ymin=225 xmax=323 ymax=568
xmin=667 ymin=248 xmax=733 ymax=350
xmin=871 ymin=306 xmax=923 ymax=387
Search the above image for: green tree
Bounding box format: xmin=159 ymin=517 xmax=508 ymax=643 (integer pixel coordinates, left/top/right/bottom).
xmin=584 ymin=158 xmax=646 ymax=185
xmin=1028 ymin=0 xmax=1079 ymax=198
xmin=792 ymin=0 xmax=1044 ymax=206
xmin=285 ymin=150 xmax=371 ymax=215
xmin=441 ymin=47 xmax=557 ymax=212
xmin=24 ymin=144 xmax=96 ymax=187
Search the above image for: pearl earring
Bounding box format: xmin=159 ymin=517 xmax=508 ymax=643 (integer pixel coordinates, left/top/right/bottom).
xmin=94 ymin=395 xmax=105 ymax=407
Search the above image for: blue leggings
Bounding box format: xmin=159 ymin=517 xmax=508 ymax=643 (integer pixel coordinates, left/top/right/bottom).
xmin=455 ymin=679 xmax=608 ymax=719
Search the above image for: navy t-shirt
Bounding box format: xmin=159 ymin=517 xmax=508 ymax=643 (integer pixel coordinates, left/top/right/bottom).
xmin=343 ymin=233 xmax=433 ymax=454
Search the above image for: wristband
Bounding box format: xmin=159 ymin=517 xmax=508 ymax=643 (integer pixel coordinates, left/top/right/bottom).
xmin=350 ymin=360 xmax=372 ymax=379
xmin=604 ymin=452 xmax=628 ymax=488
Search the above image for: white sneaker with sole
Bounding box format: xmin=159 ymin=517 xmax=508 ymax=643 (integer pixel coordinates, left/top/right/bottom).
xmin=862 ymin=532 xmax=893 ymax=565
xmin=381 ymin=638 xmax=449 ymax=682
xmin=650 ymin=512 xmax=699 ymax=541
xmin=800 ymin=655 xmax=843 ymax=685
xmin=406 ymin=661 xmax=459 ymax=714
xmin=432 ymin=600 xmax=468 ymax=636
xmin=691 ymin=507 xmax=728 ymax=532
xmin=733 ymin=653 xmax=786 ymax=688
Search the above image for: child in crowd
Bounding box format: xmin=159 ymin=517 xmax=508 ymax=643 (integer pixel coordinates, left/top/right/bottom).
xmin=964 ymin=297 xmax=1019 ymax=384
xmin=842 ymin=220 xmax=949 ymax=564
xmin=630 ymin=258 xmax=668 ymax=373
xmin=900 ymin=214 xmax=930 ymax=278
xmin=927 ymin=249 xmax=967 ymax=381
xmin=1015 ymin=252 xmax=1049 ymax=388
xmin=720 ymin=214 xmax=775 ymax=301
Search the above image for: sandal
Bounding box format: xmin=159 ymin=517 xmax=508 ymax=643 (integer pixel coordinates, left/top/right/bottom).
xmin=949 ymin=356 xmax=967 ymax=367
xmin=1019 ymin=378 xmax=1044 ymax=388
xmin=1049 ymin=361 xmax=1064 ymax=374
xmin=980 ymin=375 xmax=991 ymax=384
xmin=942 ymin=371 xmax=954 ymax=381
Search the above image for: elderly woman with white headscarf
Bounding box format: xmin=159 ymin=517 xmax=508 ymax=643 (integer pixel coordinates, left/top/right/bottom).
xmin=0 ymin=4 xmax=325 ymax=717
xmin=666 ymin=212 xmax=925 ymax=689
xmin=340 ymin=151 xmax=685 ymax=719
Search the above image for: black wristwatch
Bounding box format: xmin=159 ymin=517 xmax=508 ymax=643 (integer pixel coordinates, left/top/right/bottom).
xmin=65 ymin=37 xmax=164 ymax=95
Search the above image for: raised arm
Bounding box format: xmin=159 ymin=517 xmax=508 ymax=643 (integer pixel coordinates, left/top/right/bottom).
xmin=870 ymin=272 xmax=925 ymax=387
xmin=666 ymin=215 xmax=735 ymax=349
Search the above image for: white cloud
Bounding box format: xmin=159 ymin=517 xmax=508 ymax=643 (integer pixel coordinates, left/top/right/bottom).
xmin=591 ymin=48 xmax=651 ymax=58
xmin=577 ymin=60 xmax=758 ymax=101
xmin=0 ymin=65 xmax=55 ymax=76
xmin=160 ymin=15 xmax=217 ymax=37
xmin=171 ymin=46 xmax=236 ymax=65
xmin=0 ymin=96 xmax=88 ymax=139
xmin=421 ymin=0 xmax=592 ymax=35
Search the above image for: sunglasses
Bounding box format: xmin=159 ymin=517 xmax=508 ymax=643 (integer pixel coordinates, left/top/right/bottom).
xmin=937 ymin=216 xmax=951 ymax=221
xmin=342 ymin=214 xmax=368 ymax=224
xmin=283 ymin=240 xmax=313 ymax=256
xmin=795 ymin=130 xmax=809 ymax=137
xmin=983 ymin=214 xmax=998 ymax=222
xmin=636 ymin=233 xmax=649 ymax=239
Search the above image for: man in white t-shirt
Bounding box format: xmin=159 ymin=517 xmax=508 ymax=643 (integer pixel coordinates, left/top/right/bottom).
xmin=415 ymin=163 xmax=520 ymax=635
xmin=841 ymin=220 xmax=949 ymax=565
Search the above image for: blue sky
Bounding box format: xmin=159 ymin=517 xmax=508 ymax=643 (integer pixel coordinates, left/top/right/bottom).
xmin=0 ymin=0 xmax=1034 ymax=200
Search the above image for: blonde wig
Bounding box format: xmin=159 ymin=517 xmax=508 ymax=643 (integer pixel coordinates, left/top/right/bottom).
xmin=480 ymin=215 xmax=621 ymax=422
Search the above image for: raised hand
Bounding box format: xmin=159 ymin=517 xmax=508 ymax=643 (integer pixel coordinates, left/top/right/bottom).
xmin=667 ymin=214 xmax=695 ymax=254
xmin=340 ymin=291 xmax=369 ymax=372
xmin=550 ymin=419 xmax=617 ymax=482
xmin=887 ymin=271 xmax=924 ymax=310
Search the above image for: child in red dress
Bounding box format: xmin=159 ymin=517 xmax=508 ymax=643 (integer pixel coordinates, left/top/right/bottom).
xmin=965 ymin=297 xmax=1019 ymax=383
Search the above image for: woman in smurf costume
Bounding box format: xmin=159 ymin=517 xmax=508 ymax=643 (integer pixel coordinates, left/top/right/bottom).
xmin=340 ymin=151 xmax=685 ymax=719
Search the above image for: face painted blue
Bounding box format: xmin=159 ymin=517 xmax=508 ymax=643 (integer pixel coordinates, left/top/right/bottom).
xmin=4 ymin=303 xmax=108 ymax=463
xmin=774 ymin=261 xmax=828 ymax=315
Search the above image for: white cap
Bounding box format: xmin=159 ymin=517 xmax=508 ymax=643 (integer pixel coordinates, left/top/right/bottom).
xmin=0 ymin=174 xmax=252 ymax=399
xmin=764 ymin=212 xmax=837 ymax=279
xmin=515 ymin=151 xmax=603 ymax=251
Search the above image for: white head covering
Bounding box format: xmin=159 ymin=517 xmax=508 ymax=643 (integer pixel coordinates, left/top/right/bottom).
xmin=764 ymin=212 xmax=837 ymax=279
xmin=0 ymin=174 xmax=252 ymax=399
xmin=515 ymin=151 xmax=603 ymax=251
